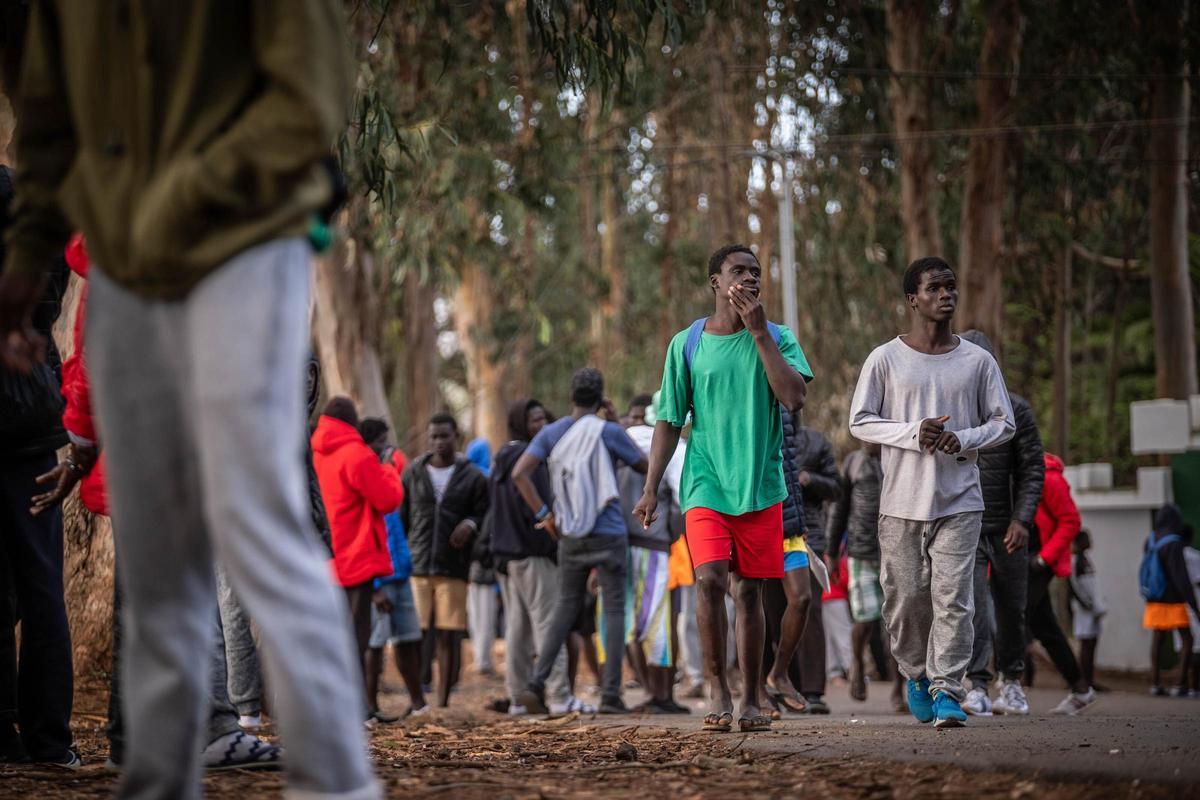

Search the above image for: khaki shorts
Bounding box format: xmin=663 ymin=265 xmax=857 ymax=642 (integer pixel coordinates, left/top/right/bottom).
xmin=410 ymin=576 xmax=468 ymax=631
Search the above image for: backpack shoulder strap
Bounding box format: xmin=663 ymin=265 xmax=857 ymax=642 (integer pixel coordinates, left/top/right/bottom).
xmin=1153 ymin=534 xmax=1181 ymax=551
xmin=683 ymin=317 xmax=708 ymax=372
xmin=767 ymin=321 xmax=783 ymax=346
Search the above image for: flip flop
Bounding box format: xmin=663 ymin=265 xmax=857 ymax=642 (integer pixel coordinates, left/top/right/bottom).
xmin=702 ymin=711 xmax=734 ymax=732
xmin=738 ymin=713 xmax=773 ymax=733
xmin=765 ymin=681 xmax=807 ymax=714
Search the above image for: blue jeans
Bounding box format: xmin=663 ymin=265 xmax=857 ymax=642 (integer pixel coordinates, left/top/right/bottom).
xmin=529 ymin=534 xmax=627 ymax=703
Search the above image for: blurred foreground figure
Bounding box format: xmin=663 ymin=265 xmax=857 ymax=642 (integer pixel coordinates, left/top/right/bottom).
xmin=0 ymin=3 xmax=377 ymax=799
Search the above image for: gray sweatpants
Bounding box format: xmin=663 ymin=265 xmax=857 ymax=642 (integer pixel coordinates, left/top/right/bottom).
xmin=499 ymin=556 xmax=569 ymax=706
xmin=88 ymin=241 xmax=377 ymax=800
xmin=877 ymin=512 xmax=982 ymax=702
xmin=215 ymin=566 xmax=263 ymax=717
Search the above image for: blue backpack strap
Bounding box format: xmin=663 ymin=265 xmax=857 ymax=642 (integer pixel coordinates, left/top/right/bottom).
xmin=767 ymin=321 xmax=783 ymax=347
xmin=683 ymin=317 xmax=708 ymax=372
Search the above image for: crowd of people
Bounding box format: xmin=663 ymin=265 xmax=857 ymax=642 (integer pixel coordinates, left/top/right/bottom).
xmin=1 ymin=5 xmax=1199 ymax=800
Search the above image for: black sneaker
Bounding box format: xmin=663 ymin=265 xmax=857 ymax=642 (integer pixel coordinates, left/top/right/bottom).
xmin=517 ymin=687 xmax=549 ymax=715
xmin=656 ymin=698 xmax=692 ymax=715
xmin=599 ymin=697 xmax=629 ymax=714
xmin=0 ymin=725 xmax=28 ymax=764
xmin=803 ymin=695 xmax=830 ymax=714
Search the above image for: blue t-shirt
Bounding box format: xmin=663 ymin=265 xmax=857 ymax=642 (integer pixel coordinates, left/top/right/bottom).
xmin=526 ymin=415 xmax=643 ymax=535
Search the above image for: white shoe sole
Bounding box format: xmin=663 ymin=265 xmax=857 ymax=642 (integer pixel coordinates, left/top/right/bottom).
xmin=964 ymin=709 xmax=993 ymax=716
xmin=993 ymin=706 xmax=1029 ymax=716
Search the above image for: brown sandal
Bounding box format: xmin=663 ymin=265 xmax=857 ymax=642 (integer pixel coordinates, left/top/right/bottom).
xmin=702 ymin=711 xmax=734 ymax=732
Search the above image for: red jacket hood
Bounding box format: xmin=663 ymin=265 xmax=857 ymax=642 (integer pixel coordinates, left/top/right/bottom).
xmin=311 ymin=415 xmax=404 ymax=587
xmin=65 ymin=233 xmax=89 ymax=278
xmin=312 ymin=416 xmax=363 ymax=456
xmin=1044 ymin=453 xmax=1065 ymax=473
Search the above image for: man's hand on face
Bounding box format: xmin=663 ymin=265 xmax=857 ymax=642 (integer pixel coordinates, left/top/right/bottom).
xmin=535 ymin=511 xmax=560 ymax=541
xmin=632 ymin=489 xmax=659 ymax=530
xmin=727 ymin=283 xmax=768 ymax=335
xmin=449 ymin=520 xmax=475 ymax=549
xmin=1004 ymin=520 xmax=1030 ymax=554
xmin=599 ymin=398 xmax=620 ymax=423
xmin=0 ymin=271 xmax=49 ymax=373
xmin=919 ymin=415 xmax=950 ymax=453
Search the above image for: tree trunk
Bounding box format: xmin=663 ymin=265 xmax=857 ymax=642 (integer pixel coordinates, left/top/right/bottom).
xmin=957 ymin=0 xmax=1022 ymax=342
xmin=658 ymin=102 xmax=682 ymax=350
xmin=592 ymin=153 xmax=624 ymax=373
xmin=1147 ymin=3 xmax=1197 ymax=400
xmin=311 ymin=200 xmax=391 ymax=423
xmin=399 ymin=269 xmax=440 ymax=452
xmin=885 ymin=0 xmax=943 ymax=261
xmin=709 ymin=18 xmax=738 ymax=244
xmin=1053 ymin=239 xmax=1072 ymax=460
xmin=455 ymin=262 xmax=509 ymax=448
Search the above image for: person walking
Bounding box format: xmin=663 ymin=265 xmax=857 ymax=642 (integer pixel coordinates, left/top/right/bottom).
xmin=0 ymin=3 xmax=380 ymax=797
xmin=827 ymin=441 xmax=906 ymax=711
xmin=401 ymin=413 xmax=489 ymax=708
xmin=1069 ymin=529 xmax=1106 ymax=692
xmin=790 ymin=421 xmax=841 ymax=714
xmin=957 ymin=329 xmax=1044 ymax=718
xmin=850 ymin=256 xmax=1016 ymax=729
xmin=514 ymin=369 xmax=647 ymax=715
xmin=634 ymin=244 xmax=812 ymax=733
xmin=760 ymin=404 xmax=811 ymax=715
xmin=1028 ymin=452 xmax=1096 ymax=715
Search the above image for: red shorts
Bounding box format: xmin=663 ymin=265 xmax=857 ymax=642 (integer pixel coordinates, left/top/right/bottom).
xmin=684 ymin=503 xmax=784 ymax=579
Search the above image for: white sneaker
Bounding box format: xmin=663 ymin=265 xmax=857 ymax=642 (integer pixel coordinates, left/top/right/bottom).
xmin=1049 ymin=688 xmax=1096 ymax=716
xmin=238 ymin=714 xmax=264 ymax=730
xmin=507 ymin=704 xmax=528 ymax=716
xmin=962 ymin=687 xmax=993 ymax=716
xmin=992 ymin=681 xmax=1030 ymax=715
xmin=549 ymin=695 xmax=598 ymax=715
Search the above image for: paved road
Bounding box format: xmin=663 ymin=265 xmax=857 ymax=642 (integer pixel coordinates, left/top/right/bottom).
xmin=613 ymin=682 xmax=1200 ymax=787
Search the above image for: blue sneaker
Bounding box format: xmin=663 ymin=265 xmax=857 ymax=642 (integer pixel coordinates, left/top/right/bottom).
xmin=933 ymin=693 xmax=967 ymax=728
xmin=906 ymin=679 xmax=934 ymax=723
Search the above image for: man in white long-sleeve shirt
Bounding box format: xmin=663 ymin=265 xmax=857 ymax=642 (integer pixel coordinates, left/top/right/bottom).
xmin=849 ymin=257 xmax=1015 ymax=729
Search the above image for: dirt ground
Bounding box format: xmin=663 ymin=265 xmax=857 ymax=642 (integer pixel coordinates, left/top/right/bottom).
xmin=3 ymin=645 xmax=1197 ymax=799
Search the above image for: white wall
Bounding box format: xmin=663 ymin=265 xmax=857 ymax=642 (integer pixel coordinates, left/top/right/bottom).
xmin=1076 ymin=506 xmax=1156 ymax=671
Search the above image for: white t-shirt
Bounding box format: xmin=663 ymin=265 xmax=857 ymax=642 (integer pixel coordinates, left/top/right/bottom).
xmin=427 ymin=464 xmax=456 ymax=503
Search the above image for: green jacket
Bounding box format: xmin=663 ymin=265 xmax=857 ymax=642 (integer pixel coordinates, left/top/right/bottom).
xmin=5 ymin=0 xmax=351 ymax=298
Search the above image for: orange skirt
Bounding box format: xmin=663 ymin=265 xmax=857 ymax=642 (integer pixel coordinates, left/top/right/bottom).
xmin=1143 ymin=602 xmax=1190 ymax=630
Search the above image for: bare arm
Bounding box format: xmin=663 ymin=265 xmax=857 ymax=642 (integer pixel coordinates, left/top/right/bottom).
xmin=511 ymin=450 xmax=547 ymax=516
xmin=633 ymin=421 xmax=681 ymax=528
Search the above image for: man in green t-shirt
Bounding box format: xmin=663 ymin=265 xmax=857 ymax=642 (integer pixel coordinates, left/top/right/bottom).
xmin=634 ymin=244 xmax=812 ymax=733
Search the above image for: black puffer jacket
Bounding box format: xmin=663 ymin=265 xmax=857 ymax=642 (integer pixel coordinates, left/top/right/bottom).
xmin=960 ymin=331 xmax=1044 ymax=536
xmin=489 ymin=440 xmax=557 ymax=568
xmin=793 ymin=425 xmax=841 ymax=555
xmin=780 ymin=405 xmax=807 ymax=540
xmin=0 ymin=165 xmax=69 ymax=460
xmin=827 ymin=448 xmax=882 ymax=561
xmin=400 ymin=454 xmax=489 ymax=581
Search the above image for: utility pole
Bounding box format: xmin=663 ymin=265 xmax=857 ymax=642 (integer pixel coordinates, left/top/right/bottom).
xmin=776 ymin=159 xmax=798 ymax=335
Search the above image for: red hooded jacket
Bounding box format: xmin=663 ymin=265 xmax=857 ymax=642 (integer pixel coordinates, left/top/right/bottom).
xmin=1033 ymin=453 xmax=1080 ymax=578
xmin=59 ymin=235 xmax=109 ymax=516
xmin=312 ymin=416 xmax=404 ymax=587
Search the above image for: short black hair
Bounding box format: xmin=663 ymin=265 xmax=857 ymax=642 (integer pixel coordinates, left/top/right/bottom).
xmin=570 ymin=367 xmax=605 ymax=408
xmin=323 ymin=396 xmax=358 ymax=427
xmin=707 ymin=243 xmax=758 ymax=280
xmin=903 ymin=256 xmax=954 ymax=296
xmin=359 ymin=417 xmax=389 ymax=444
xmin=628 ymin=393 xmax=653 ymax=412
xmin=429 ymin=412 xmax=458 ymax=432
